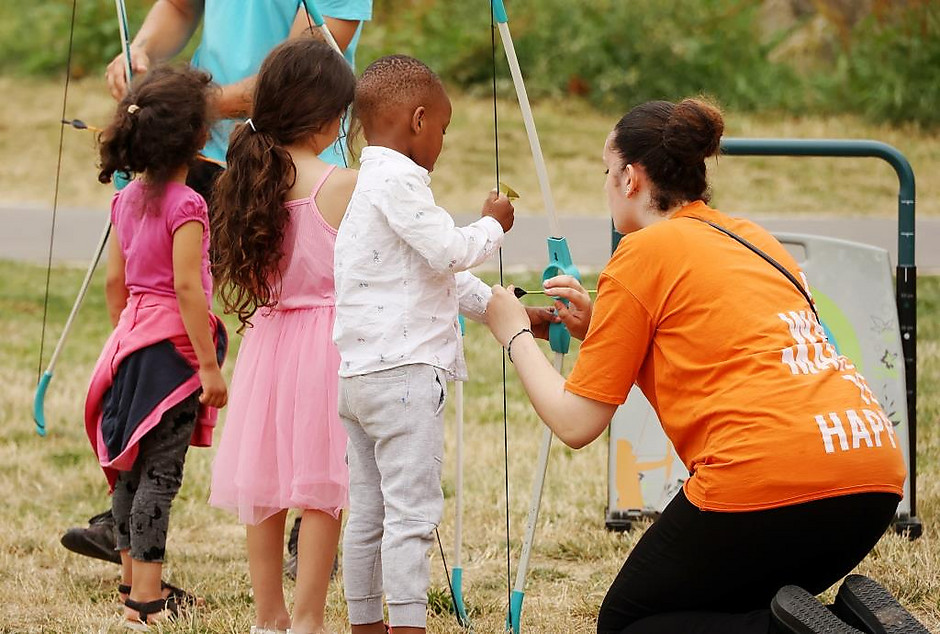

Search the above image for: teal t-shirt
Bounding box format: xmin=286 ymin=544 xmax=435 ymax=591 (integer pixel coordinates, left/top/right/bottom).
xmin=192 ymin=0 xmax=372 ymax=166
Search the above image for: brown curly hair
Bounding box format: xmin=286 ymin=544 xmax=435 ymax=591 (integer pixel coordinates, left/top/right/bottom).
xmin=211 ymin=38 xmax=356 ymax=332
xmin=98 ymin=65 xmax=215 ymax=212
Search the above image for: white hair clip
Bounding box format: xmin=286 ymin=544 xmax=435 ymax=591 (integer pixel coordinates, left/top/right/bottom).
xmin=246 ymin=118 xmax=257 ymax=132
xmin=127 ymin=104 xmax=140 ymax=114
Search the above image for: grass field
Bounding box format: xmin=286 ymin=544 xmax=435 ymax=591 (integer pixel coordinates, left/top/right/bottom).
xmin=2 ymin=71 xmax=939 ymax=632
xmin=2 ymin=76 xmax=940 ymax=219
xmin=0 ymin=259 xmax=938 ymax=633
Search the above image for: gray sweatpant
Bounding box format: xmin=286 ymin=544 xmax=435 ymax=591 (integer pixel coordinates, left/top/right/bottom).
xmin=339 ymin=364 xmax=446 ymax=629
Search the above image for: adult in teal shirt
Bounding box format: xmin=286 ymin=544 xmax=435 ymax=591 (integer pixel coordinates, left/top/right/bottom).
xmin=105 ymin=0 xmax=371 ymax=172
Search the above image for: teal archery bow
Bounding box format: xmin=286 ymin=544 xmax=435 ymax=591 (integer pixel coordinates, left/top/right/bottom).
xmin=33 ymin=0 xmax=133 ymax=437
xmin=451 ymin=315 xmax=471 ymax=627
xmin=490 ymin=1 xmax=582 ymax=631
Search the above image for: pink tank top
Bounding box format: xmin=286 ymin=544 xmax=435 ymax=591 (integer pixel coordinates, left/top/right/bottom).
xmin=275 ymin=165 xmax=339 ymax=310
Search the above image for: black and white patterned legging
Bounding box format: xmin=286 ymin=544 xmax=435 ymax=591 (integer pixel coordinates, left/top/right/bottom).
xmin=111 ymin=393 xmax=199 ymax=563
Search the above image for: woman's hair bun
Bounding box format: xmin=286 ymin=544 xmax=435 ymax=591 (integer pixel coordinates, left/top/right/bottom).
xmin=662 ymin=98 xmax=724 ymax=162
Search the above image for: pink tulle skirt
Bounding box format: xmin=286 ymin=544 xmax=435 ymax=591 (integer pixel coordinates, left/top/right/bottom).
xmin=209 ymin=306 xmax=347 ymax=525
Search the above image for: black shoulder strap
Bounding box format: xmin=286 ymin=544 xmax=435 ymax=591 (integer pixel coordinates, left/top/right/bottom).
xmin=688 ymin=217 xmax=819 ymax=321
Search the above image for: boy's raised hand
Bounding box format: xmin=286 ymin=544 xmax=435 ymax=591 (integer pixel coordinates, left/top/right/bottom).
xmin=526 ymin=304 xmax=560 ymax=340
xmin=482 ymin=190 xmax=515 ymax=233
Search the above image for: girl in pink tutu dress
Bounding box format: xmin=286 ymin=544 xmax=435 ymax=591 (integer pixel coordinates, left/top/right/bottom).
xmin=209 ymin=39 xmax=356 ymax=634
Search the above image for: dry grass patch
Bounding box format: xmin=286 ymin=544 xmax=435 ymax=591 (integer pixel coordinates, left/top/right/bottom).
xmin=0 ymin=265 xmax=938 ymax=632
xmin=2 ymin=77 xmax=939 ymax=220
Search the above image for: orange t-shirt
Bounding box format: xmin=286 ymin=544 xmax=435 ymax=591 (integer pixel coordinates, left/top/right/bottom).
xmin=565 ymin=201 xmax=906 ymax=512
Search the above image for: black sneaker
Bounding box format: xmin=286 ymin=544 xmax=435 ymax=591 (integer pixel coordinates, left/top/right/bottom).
xmin=834 ymin=574 xmax=930 ymax=634
xmin=771 ymin=585 xmax=864 ymax=634
xmin=60 ymin=509 xmax=121 ymax=565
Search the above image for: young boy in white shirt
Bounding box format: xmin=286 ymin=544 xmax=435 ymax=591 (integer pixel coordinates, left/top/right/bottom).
xmin=333 ymin=55 xmax=553 ymax=634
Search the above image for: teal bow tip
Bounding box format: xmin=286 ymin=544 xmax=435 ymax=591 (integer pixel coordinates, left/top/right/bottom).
xmin=451 ymin=567 xmax=470 ymax=627
xmin=491 ymin=0 xmax=509 ymax=23
xmin=33 ymin=371 xmax=51 ymax=437
xmin=506 ymin=589 xmax=524 ymax=633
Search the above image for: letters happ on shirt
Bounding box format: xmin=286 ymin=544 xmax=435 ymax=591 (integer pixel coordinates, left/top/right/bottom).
xmin=777 ymin=309 xmax=897 ymax=455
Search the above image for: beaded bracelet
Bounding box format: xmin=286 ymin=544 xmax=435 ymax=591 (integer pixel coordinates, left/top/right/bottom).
xmin=506 ymin=327 xmax=533 ymax=364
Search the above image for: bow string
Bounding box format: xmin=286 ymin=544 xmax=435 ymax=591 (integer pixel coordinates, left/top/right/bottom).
xmin=490 ymin=1 xmax=582 ymax=631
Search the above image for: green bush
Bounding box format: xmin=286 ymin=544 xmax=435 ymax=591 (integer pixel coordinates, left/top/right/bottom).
xmin=2 ymin=0 xmax=937 ymax=127
xmin=361 ymin=0 xmax=800 ymax=113
xmin=830 ymin=3 xmax=940 ymax=127
xmin=0 ymin=0 xmax=150 ymax=77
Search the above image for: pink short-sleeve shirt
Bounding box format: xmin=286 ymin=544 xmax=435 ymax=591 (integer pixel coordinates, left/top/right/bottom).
xmin=111 ymin=180 xmax=213 ymax=303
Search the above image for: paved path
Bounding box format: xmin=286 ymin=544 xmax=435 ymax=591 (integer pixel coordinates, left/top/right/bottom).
xmin=3 ymin=206 xmax=939 ymax=273
xmin=461 ymin=214 xmax=940 ymax=273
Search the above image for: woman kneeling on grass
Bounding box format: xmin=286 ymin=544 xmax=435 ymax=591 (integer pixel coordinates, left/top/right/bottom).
xmin=485 ymin=98 xmax=928 ymax=634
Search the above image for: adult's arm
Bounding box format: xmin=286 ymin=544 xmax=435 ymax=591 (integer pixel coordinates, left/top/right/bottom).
xmin=106 ymin=1 xmax=361 ymax=117
xmin=288 ymin=9 xmax=362 ymax=50
xmin=486 ymin=285 xmax=617 ymax=448
xmin=212 ymin=10 xmax=362 ymax=118
xmin=106 ymin=0 xmax=204 ymax=100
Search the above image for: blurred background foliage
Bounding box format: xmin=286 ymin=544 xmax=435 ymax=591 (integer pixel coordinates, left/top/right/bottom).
xmin=1 ymin=0 xmax=937 ymax=126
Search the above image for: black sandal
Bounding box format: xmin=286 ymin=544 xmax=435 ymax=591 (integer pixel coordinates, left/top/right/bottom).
xmin=159 ymin=581 xmax=202 ymax=607
xmin=124 ymin=595 xmax=179 ymax=631
xmin=118 ymin=581 xmax=202 ymax=607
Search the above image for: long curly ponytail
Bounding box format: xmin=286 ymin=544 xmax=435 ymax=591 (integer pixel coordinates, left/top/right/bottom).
xmin=211 ymin=38 xmax=356 ymax=331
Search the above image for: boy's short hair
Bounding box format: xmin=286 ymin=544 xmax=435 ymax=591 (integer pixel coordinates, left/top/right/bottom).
xmin=355 ymin=55 xmax=444 ymax=128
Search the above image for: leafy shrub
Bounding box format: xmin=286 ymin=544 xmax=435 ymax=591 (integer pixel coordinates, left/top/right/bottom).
xmin=361 ymin=0 xmax=800 ymax=113
xmin=2 ymin=0 xmax=938 ymax=127
xmin=830 ymin=3 xmax=940 ymax=126
xmin=0 ymin=0 xmax=151 ymax=77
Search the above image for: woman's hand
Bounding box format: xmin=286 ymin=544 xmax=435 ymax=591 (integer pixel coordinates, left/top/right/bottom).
xmin=543 ymin=275 xmax=593 ymax=340
xmin=486 ymin=285 xmax=532 ymax=346
xmin=198 ymin=364 xmax=228 ymax=408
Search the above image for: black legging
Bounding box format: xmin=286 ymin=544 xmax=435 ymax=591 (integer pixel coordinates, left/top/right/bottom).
xmin=597 ymin=488 xmax=900 ymax=634
xmin=112 ymin=394 xmax=199 ymax=562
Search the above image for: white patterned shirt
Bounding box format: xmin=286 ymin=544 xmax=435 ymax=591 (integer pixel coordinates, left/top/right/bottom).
xmin=333 ymin=146 xmax=504 ymax=379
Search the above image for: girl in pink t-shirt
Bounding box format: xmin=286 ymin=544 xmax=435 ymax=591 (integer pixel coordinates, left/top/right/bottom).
xmin=90 ymin=64 xmax=227 ymax=629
